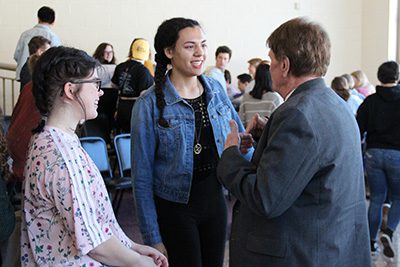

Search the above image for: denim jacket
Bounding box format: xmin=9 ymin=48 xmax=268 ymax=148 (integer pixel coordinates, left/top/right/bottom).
xmin=131 ymin=74 xmax=253 ymax=245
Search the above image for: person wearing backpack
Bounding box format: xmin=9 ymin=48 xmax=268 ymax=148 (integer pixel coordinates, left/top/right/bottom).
xmin=111 ymin=38 xmax=154 ymax=133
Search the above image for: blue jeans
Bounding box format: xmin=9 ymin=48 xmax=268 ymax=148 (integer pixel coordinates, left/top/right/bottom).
xmin=366 ymin=148 xmax=400 ymax=240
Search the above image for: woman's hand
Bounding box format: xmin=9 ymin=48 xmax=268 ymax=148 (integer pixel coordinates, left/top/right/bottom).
xmin=135 ymin=255 xmax=162 ymax=267
xmin=133 ymin=243 xmax=168 ymax=267
xmin=151 ymin=242 xmax=168 ymax=257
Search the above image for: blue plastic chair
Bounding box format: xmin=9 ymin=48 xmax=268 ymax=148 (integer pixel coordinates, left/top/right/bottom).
xmin=80 ymin=136 xmax=131 ymax=212
xmin=114 ymin=133 xmax=131 ymax=177
xmin=113 ymin=133 xmax=133 ymax=212
xmin=80 ymin=136 xmax=112 ymax=178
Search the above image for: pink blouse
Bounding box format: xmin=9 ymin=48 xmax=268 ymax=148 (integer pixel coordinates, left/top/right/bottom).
xmin=21 ymin=127 xmax=131 ymax=266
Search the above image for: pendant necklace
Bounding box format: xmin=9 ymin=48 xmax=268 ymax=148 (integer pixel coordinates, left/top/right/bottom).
xmin=194 ymin=84 xmax=203 ymax=155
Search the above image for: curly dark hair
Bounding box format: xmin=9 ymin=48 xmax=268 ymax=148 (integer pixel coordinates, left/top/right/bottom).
xmin=32 ymin=46 xmax=99 ymax=133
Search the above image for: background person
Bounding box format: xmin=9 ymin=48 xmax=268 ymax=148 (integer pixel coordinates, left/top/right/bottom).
xmin=14 ymin=6 xmax=61 ymax=81
xmin=112 ymin=38 xmax=154 ymax=133
xmin=331 ymin=76 xmax=362 ymax=115
xmin=19 ymin=36 xmax=51 ymax=91
xmin=352 ymin=69 xmax=375 ymax=97
xmin=231 ymin=73 xmax=252 ymax=110
xmin=244 ymin=57 xmax=263 ymax=93
xmin=204 ymin=45 xmax=232 ymax=92
xmin=93 ymin=42 xmax=117 ymax=88
xmin=356 ymin=61 xmax=400 ymax=258
xmin=238 ymin=63 xmax=283 ymax=127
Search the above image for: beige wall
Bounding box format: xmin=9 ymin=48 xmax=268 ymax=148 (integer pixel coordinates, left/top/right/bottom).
xmin=0 ymin=0 xmax=395 ymax=89
xmin=362 ymin=0 xmax=396 ymax=86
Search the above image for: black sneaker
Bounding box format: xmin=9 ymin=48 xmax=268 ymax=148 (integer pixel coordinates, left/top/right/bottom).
xmin=380 ymin=233 xmax=395 ymax=258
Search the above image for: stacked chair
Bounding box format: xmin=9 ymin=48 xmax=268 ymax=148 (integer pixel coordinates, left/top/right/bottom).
xmin=80 ymin=135 xmax=132 ymax=214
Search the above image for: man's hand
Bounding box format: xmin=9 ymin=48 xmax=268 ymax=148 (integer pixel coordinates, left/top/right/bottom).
xmin=246 ymin=113 xmax=268 ymax=137
xmin=239 ymin=132 xmax=253 ymax=154
xmin=224 ymin=120 xmax=240 ymax=150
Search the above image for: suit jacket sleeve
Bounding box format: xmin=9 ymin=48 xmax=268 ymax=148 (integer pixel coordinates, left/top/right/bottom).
xmin=217 ymin=107 xmax=320 ymax=218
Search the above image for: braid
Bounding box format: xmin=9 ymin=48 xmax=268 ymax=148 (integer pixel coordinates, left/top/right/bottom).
xmin=154 ymin=53 xmax=169 ymax=127
xmin=31 ymin=46 xmax=98 ymax=133
xmin=31 ymin=56 xmax=50 ymax=133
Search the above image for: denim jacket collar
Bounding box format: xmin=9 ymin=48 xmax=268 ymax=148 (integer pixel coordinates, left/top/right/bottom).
xmin=163 ymin=73 xmax=219 ymax=106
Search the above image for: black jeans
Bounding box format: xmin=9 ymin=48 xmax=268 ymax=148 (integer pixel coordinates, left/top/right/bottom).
xmin=155 ymin=173 xmax=227 ymax=267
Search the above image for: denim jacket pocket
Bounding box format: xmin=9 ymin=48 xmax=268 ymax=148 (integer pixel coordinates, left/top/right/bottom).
xmin=157 ymin=119 xmax=183 ymax=159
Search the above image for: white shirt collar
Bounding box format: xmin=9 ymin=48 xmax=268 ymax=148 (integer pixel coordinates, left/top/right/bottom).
xmin=284 ymin=88 xmax=296 ymax=101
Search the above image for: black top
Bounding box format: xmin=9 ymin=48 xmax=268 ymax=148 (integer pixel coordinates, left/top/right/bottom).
xmin=20 ymin=59 xmax=31 ymax=91
xmin=356 ymin=84 xmax=400 ymax=150
xmin=185 ymin=92 xmax=219 ymax=182
xmin=111 ymin=60 xmax=154 ymax=97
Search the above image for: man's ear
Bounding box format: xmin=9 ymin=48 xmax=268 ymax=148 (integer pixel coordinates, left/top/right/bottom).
xmin=164 ymin=47 xmax=173 ymax=60
xmin=281 ymin=56 xmax=290 ymax=77
xmin=63 ymin=82 xmax=76 ymax=100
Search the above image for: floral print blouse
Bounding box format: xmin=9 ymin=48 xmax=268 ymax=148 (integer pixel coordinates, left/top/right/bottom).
xmin=21 ymin=127 xmax=132 ymax=266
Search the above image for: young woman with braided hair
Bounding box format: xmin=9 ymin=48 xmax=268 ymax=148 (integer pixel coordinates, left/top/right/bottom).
xmin=131 ymin=18 xmax=253 ymax=267
xmin=21 ymin=46 xmax=167 ymax=267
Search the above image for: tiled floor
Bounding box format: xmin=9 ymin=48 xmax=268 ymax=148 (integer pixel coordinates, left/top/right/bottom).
xmin=117 ymin=191 xmax=399 ymax=267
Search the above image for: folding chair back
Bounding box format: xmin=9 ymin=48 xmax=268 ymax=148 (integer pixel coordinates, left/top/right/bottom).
xmin=114 ymin=133 xmax=131 ymax=177
xmin=80 ymin=136 xmax=112 ymax=178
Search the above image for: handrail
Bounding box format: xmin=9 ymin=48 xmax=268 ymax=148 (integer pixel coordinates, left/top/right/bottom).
xmin=0 ymin=63 xmax=17 ymax=71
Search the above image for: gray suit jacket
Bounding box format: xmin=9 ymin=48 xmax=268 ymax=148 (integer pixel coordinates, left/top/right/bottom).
xmin=218 ymin=78 xmax=371 ymax=267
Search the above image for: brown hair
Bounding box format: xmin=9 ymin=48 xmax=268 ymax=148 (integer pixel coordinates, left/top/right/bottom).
xmin=247 ymin=58 xmax=263 ymax=67
xmin=331 ymin=76 xmax=350 ymax=101
xmin=93 ymin=42 xmax=116 ymax=64
xmin=266 ymin=17 xmax=331 ymax=77
xmin=28 ymin=36 xmax=50 ymax=55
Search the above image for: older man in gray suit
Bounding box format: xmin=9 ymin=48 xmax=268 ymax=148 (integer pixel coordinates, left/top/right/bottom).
xmin=218 ymin=17 xmax=371 ymax=266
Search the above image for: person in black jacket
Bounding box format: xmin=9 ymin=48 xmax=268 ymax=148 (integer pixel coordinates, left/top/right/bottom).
xmin=112 ymin=38 xmax=154 ymax=133
xmin=356 ymin=61 xmax=400 ymax=258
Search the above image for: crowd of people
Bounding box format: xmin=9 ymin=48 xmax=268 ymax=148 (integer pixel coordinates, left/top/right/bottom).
xmin=0 ymin=5 xmax=400 ymax=267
